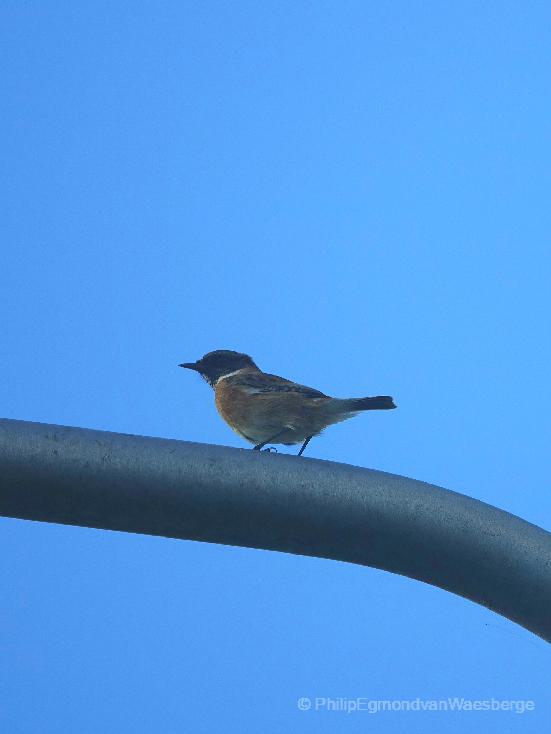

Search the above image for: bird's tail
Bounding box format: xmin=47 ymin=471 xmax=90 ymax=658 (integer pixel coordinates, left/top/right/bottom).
xmin=340 ymin=396 xmax=397 ymax=412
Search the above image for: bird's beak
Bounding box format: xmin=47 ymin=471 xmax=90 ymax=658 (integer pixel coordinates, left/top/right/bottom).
xmin=178 ymin=362 xmax=199 ymax=370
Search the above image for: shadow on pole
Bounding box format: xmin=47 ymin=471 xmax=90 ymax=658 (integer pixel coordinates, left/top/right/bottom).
xmin=1 ymin=417 xmax=550 ymax=642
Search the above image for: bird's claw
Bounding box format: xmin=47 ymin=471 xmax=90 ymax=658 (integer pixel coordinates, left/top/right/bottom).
xmin=261 ymin=446 xmax=278 ymax=453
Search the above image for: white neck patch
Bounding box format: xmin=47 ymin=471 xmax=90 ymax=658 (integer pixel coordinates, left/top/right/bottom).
xmin=215 ymin=368 xmax=248 ymax=385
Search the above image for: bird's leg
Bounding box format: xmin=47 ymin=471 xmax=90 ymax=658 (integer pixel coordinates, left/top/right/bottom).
xmin=297 ymin=436 xmax=313 ymax=456
xmin=253 ymin=430 xmax=287 ymax=451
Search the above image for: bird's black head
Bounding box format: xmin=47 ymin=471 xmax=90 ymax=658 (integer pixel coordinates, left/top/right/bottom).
xmin=179 ymin=350 xmax=258 ymax=386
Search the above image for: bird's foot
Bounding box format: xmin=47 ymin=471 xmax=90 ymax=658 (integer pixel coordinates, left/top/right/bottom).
xmin=261 ymin=446 xmax=278 ymax=453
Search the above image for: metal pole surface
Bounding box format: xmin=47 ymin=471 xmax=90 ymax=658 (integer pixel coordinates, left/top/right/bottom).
xmin=1 ymin=418 xmax=550 ymax=641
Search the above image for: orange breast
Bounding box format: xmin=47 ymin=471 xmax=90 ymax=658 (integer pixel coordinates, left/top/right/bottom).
xmin=214 ymin=379 xmax=259 ymax=441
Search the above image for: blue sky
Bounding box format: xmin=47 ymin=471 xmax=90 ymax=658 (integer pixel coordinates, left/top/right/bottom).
xmin=1 ymin=1 xmax=550 ymax=731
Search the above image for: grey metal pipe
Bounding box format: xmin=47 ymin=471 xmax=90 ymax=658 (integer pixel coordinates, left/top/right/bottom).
xmin=1 ymin=417 xmax=550 ymax=641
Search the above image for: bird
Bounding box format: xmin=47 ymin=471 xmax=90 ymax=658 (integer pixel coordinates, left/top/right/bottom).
xmin=179 ymin=350 xmax=396 ymax=457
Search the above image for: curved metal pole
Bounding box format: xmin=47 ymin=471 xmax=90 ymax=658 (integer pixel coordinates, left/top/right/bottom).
xmin=1 ymin=417 xmax=550 ymax=641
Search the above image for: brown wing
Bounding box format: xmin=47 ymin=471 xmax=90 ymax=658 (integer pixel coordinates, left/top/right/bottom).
xmin=226 ymin=371 xmax=328 ymax=399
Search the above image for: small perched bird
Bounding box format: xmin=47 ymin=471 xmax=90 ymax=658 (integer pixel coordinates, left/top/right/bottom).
xmin=179 ymin=350 xmax=396 ymax=456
